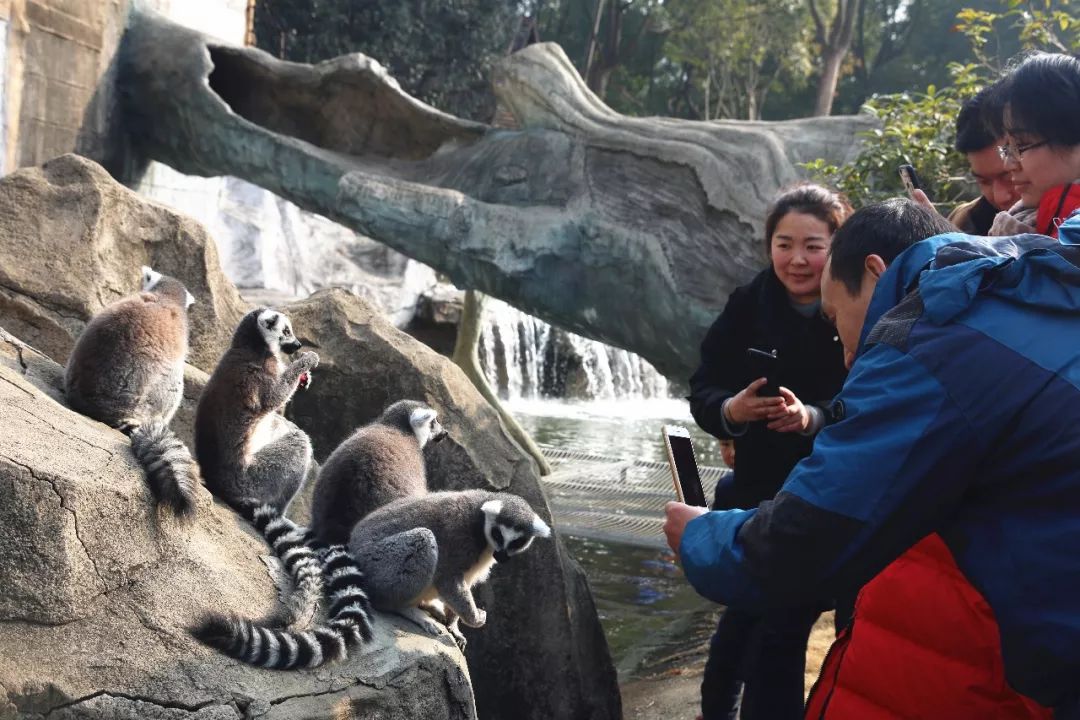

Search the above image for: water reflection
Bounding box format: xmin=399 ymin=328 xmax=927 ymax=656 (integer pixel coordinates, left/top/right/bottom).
xmin=512 ymin=398 xmax=721 ymax=680
xmin=565 ymin=536 xmax=717 ymax=679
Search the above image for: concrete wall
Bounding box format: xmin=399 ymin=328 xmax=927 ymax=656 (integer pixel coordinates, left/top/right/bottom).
xmin=0 ymin=0 xmax=245 ymax=174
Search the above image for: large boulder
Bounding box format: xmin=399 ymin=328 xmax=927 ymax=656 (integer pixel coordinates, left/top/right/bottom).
xmin=284 ymin=288 xmax=622 ymax=720
xmin=0 ymin=327 xmax=475 ymax=720
xmin=0 ymin=155 xmax=622 ymax=719
xmin=0 ymin=154 xmax=247 ymax=369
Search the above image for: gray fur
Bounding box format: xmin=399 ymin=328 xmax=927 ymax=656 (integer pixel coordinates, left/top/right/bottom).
xmin=348 ymin=490 xmax=550 ymax=640
xmin=194 ymin=308 xmax=320 ymax=625
xmin=311 ymin=399 xmax=447 ymax=544
xmin=64 ymin=266 xmax=199 ymax=517
xmin=194 ymin=307 xmax=315 ymax=515
xmin=192 ymin=542 xmax=375 ymax=670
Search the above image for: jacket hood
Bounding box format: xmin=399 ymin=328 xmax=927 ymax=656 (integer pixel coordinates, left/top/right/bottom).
xmin=859 ymin=212 xmax=1080 ymax=353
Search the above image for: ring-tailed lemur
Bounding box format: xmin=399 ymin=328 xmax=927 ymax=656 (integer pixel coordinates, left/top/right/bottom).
xmin=194 ymin=307 xmax=316 ymax=514
xmin=310 ymin=399 xmax=447 ymax=544
xmin=194 ymin=308 xmax=321 ymax=624
xmin=191 ymin=490 xmax=548 ymax=668
xmin=192 ymin=542 xmax=375 ymax=670
xmin=349 ymin=490 xmax=550 ymax=646
xmin=64 ymin=266 xmax=200 ymax=517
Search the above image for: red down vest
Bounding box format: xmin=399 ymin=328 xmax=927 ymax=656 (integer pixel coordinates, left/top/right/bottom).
xmin=805 ymin=534 xmax=1051 ymax=720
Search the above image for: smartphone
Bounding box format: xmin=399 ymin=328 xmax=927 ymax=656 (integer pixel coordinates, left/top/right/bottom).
xmin=898 ymin=164 xmax=923 ymax=199
xmin=661 ymin=425 xmax=709 ymax=507
xmin=746 ymin=347 xmax=779 ymax=397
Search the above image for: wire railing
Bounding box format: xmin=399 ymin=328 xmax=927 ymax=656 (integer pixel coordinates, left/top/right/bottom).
xmin=540 ymin=448 xmax=729 ymax=548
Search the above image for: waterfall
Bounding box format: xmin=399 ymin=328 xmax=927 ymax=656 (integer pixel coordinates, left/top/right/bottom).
xmin=478 ymin=298 xmax=670 ymax=401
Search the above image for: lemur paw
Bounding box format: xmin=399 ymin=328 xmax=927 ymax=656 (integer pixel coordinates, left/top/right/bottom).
xmin=464 ymin=609 xmax=486 ymax=629
xmin=449 ymin=625 xmax=468 ymax=651
xmin=298 ymin=371 xmax=313 ymax=390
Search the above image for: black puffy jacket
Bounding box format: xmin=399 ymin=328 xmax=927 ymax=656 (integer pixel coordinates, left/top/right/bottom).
xmin=689 ymin=267 xmax=846 ymax=510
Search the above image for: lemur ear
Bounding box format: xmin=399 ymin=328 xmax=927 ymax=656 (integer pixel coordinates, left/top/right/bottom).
xmin=532 ymin=515 xmax=552 ymax=538
xmin=185 ymin=290 xmax=196 ymax=308
xmin=481 ymin=499 xmax=504 ymax=518
xmin=410 ymin=407 xmax=437 ymax=430
xmin=141 ymin=266 xmax=162 ymax=291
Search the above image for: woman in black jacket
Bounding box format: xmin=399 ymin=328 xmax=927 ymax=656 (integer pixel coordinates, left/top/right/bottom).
xmin=690 ymin=183 xmax=850 ymax=720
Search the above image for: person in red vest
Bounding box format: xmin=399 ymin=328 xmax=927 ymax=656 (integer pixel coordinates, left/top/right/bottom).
xmin=800 ymin=203 xmax=1052 ymax=719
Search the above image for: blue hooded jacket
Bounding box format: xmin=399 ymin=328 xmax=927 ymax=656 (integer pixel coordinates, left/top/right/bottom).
xmin=680 ymin=214 xmax=1080 ymax=713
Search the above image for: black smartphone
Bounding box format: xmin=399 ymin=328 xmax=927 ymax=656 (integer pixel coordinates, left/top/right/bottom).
xmin=661 ymin=425 xmax=708 ymax=508
xmin=746 ymin=347 xmax=779 ymax=397
xmin=898 ymin=164 xmax=923 ymax=199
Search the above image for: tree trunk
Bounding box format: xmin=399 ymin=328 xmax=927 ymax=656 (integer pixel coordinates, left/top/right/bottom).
xmin=583 ymin=0 xmax=606 ymax=82
xmin=452 ymin=289 xmax=551 ymax=476
xmin=813 ymin=48 xmax=844 ymax=116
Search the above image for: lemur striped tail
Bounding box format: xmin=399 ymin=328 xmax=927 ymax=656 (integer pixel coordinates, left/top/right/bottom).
xmin=129 ymin=420 xmax=199 ymax=518
xmin=247 ymin=505 xmax=324 ymax=627
xmin=191 ymin=544 xmax=375 ymax=670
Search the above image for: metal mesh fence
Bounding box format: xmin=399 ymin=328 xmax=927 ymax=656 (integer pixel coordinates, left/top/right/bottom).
xmin=540 ymin=448 xmax=729 ymax=548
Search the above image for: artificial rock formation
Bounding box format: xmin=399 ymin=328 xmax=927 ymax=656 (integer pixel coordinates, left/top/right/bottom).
xmin=0 ymin=154 xmax=247 ymax=370
xmin=0 ymin=154 xmax=621 ymax=720
xmin=116 ymin=4 xmax=874 ymax=381
xmin=0 ymin=328 xmax=475 ymax=720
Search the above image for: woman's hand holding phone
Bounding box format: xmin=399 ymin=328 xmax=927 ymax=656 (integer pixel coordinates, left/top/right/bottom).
xmin=724 ymin=378 xmax=787 ymax=424
xmin=766 ymin=387 xmax=811 ymax=433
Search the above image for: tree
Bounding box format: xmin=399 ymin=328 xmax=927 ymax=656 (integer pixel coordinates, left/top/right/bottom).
xmin=662 ymin=0 xmax=813 ymax=120
xmin=253 ymin=0 xmax=519 ymax=122
xmin=808 ymin=0 xmax=863 ymax=116
xmin=805 ymin=0 xmax=1080 ymax=207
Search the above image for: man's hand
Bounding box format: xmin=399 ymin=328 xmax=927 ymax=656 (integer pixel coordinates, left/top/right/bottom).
xmin=664 ymin=501 xmax=709 ymax=556
xmin=766 ymin=387 xmax=809 ymax=433
xmin=911 ymin=188 xmax=936 ymax=213
xmin=725 ymin=378 xmax=787 ymax=424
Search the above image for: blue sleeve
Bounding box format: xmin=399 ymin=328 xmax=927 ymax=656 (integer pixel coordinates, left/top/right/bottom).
xmin=679 ymin=344 xmax=981 ymax=610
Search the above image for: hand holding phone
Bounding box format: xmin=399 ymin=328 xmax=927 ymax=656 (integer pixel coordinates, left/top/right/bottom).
xmin=661 ymin=425 xmax=709 ymax=508
xmin=898 ymin=164 xmax=930 ymax=202
xmin=746 ymin=348 xmax=779 ymax=397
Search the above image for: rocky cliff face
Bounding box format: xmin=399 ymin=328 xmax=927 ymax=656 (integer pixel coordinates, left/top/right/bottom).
xmin=0 ymin=328 xmax=475 ymax=720
xmin=0 ymin=154 xmax=621 ymax=719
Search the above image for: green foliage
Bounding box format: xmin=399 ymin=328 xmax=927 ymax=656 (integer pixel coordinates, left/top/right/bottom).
xmin=659 ymin=0 xmax=813 ymax=120
xmin=805 ymin=0 xmax=1079 ymax=209
xmin=253 ymin=0 xmax=518 ymax=122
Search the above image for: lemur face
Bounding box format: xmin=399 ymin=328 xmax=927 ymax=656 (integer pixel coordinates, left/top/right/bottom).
xmin=409 ymin=406 xmax=448 ymax=447
xmin=257 ymin=309 xmax=302 ymax=355
xmin=142 ymin=266 xmax=195 ymax=308
xmin=141 ymin=266 xmax=163 ymax=292
xmin=481 ymin=498 xmax=551 ymax=564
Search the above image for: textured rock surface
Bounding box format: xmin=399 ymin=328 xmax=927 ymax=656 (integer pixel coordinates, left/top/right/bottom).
xmin=0 ymin=155 xmax=621 ymax=720
xmin=0 ymin=154 xmax=247 ymax=370
xmin=117 ymin=6 xmax=873 ymax=379
xmin=283 ymin=289 xmax=622 ymax=720
xmin=0 ymin=327 xmax=475 ymax=720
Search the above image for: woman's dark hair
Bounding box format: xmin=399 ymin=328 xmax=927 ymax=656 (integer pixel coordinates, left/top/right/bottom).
xmin=828 ymin=198 xmax=955 ymax=295
xmin=763 ymin=183 xmax=852 ymax=252
xmin=987 ymin=52 xmax=1080 ymax=146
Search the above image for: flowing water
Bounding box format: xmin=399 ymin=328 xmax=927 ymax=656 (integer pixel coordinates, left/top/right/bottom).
xmin=478 ymin=298 xmax=725 ymax=679
xmin=510 ymin=398 xmax=723 ymax=680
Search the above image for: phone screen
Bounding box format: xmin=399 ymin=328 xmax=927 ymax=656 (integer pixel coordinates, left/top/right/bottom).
xmin=899 ymin=164 xmax=922 ymax=199
xmin=668 ymin=434 xmax=708 ymax=507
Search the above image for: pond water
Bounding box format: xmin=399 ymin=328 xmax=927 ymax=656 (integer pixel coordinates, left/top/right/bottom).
xmin=510 ymin=398 xmax=722 ymax=679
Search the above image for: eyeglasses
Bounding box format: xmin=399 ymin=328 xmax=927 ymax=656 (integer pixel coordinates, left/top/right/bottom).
xmin=997 ymin=140 xmax=1048 ymax=163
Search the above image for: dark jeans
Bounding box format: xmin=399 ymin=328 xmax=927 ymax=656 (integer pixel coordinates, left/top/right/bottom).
xmin=701 ymin=605 xmax=821 ymax=720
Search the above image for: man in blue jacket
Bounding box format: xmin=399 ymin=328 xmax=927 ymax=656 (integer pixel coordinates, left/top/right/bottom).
xmin=665 ymin=200 xmax=1080 ymax=717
